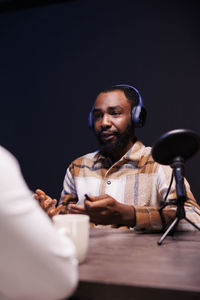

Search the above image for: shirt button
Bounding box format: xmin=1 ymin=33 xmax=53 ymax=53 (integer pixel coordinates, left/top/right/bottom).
xmin=107 ymin=180 xmax=111 ymax=185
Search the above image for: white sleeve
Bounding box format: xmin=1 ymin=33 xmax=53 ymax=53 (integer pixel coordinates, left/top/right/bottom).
xmin=0 ymin=146 xmax=78 ymax=300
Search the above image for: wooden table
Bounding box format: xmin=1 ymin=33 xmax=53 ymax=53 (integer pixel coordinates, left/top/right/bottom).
xmin=70 ymin=228 xmax=200 ymax=300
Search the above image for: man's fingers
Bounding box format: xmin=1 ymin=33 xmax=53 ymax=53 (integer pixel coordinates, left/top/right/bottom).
xmin=34 ymin=193 xmax=39 ymax=201
xmin=84 ymin=194 xmax=96 ymax=202
xmin=34 ymin=194 xmax=44 ymax=204
xmin=56 ymin=204 xmax=65 ymax=214
xmin=34 ymin=189 xmax=59 ymax=218
xmin=45 ymin=199 xmax=58 ymax=217
xmin=43 ymin=198 xmax=57 ymax=209
xmin=43 ymin=199 xmax=52 ymax=209
xmin=36 ymin=194 xmax=57 ymax=212
xmin=68 ymin=204 xmax=87 ymax=214
xmin=37 ymin=194 xmax=46 ymax=205
xmin=48 ymin=208 xmax=58 ymax=218
xmin=84 ymin=199 xmax=108 ymax=210
xmin=35 ymin=189 xmax=46 ymax=196
xmin=85 ymin=194 xmax=109 ymax=202
xmin=34 ymin=189 xmax=48 ymax=204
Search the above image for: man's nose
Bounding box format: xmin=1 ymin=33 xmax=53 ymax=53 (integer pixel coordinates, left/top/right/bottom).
xmin=101 ymin=114 xmax=112 ymax=128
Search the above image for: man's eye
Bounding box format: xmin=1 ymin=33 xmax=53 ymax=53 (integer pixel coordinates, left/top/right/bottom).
xmin=111 ymin=111 xmax=121 ymax=116
xmin=93 ymin=113 xmax=102 ymax=120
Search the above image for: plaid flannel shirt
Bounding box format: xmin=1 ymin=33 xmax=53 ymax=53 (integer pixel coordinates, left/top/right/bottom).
xmin=60 ymin=140 xmax=200 ymax=232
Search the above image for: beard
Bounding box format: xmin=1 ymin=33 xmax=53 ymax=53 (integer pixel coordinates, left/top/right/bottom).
xmin=95 ymin=123 xmax=134 ymax=157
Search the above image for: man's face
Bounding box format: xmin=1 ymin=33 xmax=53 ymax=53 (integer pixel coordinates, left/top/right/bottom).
xmin=93 ymin=90 xmax=134 ymax=156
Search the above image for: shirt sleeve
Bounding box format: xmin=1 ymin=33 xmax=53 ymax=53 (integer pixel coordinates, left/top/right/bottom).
xmin=59 ymin=164 xmax=79 ymax=213
xmin=134 ymin=164 xmax=200 ymax=232
xmin=0 ymin=146 xmax=78 ymax=300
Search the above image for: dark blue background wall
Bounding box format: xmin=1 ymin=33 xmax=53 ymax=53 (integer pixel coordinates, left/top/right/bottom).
xmin=0 ymin=0 xmax=200 ymax=201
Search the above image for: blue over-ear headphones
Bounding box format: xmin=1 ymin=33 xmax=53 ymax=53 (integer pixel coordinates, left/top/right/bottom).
xmin=88 ymin=84 xmax=147 ymax=129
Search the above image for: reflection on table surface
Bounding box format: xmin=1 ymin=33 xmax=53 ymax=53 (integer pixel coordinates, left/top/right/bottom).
xmin=70 ymin=228 xmax=200 ymax=300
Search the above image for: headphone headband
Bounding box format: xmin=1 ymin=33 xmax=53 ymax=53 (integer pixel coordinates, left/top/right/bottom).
xmin=114 ymin=84 xmax=144 ymax=107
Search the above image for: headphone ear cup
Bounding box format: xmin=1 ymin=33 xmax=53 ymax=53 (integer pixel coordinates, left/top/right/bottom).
xmin=88 ymin=110 xmax=93 ymax=129
xmin=132 ymin=105 xmax=147 ymax=128
xmin=115 ymin=84 xmax=146 ymax=128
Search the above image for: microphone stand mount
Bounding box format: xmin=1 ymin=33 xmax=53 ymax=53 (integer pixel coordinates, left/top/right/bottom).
xmin=157 ymin=155 xmax=200 ymax=245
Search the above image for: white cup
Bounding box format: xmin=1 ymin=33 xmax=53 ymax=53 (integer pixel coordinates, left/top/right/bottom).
xmin=52 ymin=214 xmax=89 ymax=264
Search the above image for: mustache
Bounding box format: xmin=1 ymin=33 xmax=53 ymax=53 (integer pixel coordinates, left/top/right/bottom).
xmin=96 ymin=129 xmax=120 ymax=137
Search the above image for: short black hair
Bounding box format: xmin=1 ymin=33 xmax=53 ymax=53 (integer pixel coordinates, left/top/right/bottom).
xmin=99 ymin=85 xmax=139 ymax=109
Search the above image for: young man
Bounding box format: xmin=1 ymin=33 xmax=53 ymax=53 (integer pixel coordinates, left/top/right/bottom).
xmin=35 ymin=85 xmax=200 ymax=232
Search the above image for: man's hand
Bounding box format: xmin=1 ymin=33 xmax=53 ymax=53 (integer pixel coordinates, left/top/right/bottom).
xmin=34 ymin=189 xmax=63 ymax=218
xmin=68 ymin=194 xmax=136 ymax=227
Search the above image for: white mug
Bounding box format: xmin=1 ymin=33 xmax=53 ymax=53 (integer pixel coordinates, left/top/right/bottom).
xmin=52 ymin=214 xmax=89 ymax=264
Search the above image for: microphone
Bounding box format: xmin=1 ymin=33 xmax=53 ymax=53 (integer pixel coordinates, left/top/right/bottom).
xmin=152 ymin=129 xmax=200 ymax=198
xmin=151 ymin=128 xmax=200 ymax=166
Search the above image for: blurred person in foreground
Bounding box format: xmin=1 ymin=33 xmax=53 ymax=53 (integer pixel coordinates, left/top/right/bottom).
xmin=35 ymin=84 xmax=200 ymax=232
xmin=0 ymin=145 xmax=78 ymax=300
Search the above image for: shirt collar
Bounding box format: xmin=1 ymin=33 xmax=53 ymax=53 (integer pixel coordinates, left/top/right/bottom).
xmin=124 ymin=140 xmax=146 ymax=162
